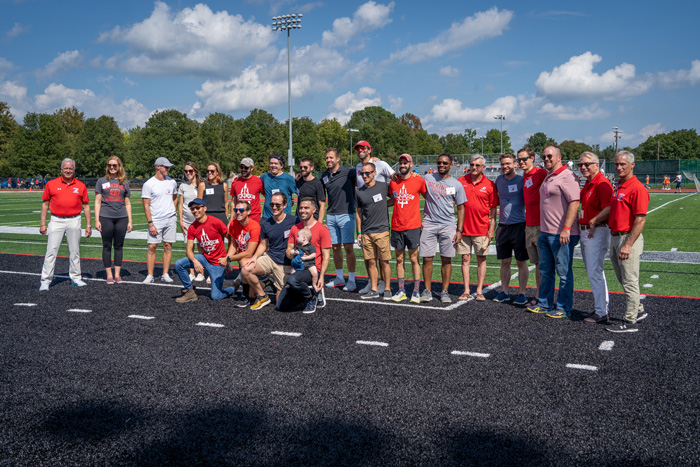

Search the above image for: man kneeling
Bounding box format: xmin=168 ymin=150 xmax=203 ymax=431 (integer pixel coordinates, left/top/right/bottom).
xmin=175 ymin=198 xmax=235 ymax=302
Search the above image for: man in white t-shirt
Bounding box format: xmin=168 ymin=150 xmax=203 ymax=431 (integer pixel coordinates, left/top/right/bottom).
xmin=142 ymin=157 xmax=178 ymax=283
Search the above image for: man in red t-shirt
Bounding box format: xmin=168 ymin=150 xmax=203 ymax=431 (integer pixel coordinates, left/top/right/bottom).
xmin=228 ymin=200 xmax=261 ymax=290
xmin=278 ymin=198 xmax=331 ymax=313
xmin=456 ymin=154 xmax=497 ymax=301
xmin=518 ymin=147 xmax=547 ymax=306
xmin=39 ymin=158 xmax=92 ymax=290
xmin=599 ymin=151 xmax=650 ymax=333
xmin=174 ymin=198 xmax=236 ymax=302
xmin=388 ymin=154 xmax=427 ymax=303
xmin=577 ymin=152 xmax=614 ymax=324
xmin=230 ymin=158 xmax=263 ymax=222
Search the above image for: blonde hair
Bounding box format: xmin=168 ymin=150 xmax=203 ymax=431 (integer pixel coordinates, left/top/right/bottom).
xmin=105 ymin=156 xmax=127 ymax=185
xmin=298 ymin=228 xmax=313 ymax=242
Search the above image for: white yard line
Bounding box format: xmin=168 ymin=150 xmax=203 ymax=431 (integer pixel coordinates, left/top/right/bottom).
xmin=271 ymin=331 xmax=302 ymax=337
xmin=647 ymin=193 xmax=695 ymax=214
xmin=599 ymin=341 xmax=615 ymax=351
xmin=451 ymin=350 xmax=490 ymax=358
xmin=566 ymin=363 xmax=598 ymax=371
xmin=356 ymin=340 xmax=389 ymax=347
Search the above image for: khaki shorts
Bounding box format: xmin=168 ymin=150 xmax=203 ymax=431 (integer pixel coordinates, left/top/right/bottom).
xmin=362 ymin=231 xmax=392 ymax=261
xmin=455 ymin=235 xmax=489 ymax=256
xmin=525 ymin=225 xmax=540 ymax=264
xmin=256 ymin=254 xmax=292 ymax=290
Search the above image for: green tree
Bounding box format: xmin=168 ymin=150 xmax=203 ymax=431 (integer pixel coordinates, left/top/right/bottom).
xmin=559 ymin=140 xmax=593 ymax=160
xmin=242 ymin=109 xmax=285 ymax=170
xmin=317 ymin=118 xmax=347 ymax=160
xmin=124 ymin=126 xmax=146 ymax=177
xmin=289 ymin=116 xmax=323 ymax=170
xmin=9 ymin=113 xmax=71 ymax=177
xmin=413 ymin=130 xmax=444 ymax=156
xmin=635 ymin=129 xmax=700 ymax=160
xmin=0 ymin=102 xmax=19 ymax=176
xmin=75 ymin=116 xmax=125 ymax=177
xmin=347 ymin=106 xmax=397 ymax=129
xmin=398 ymin=113 xmax=423 ymax=132
xmin=138 ymin=109 xmax=206 ymax=175
xmin=526 ymin=132 xmax=557 ymax=155
xmin=200 ymin=112 xmax=246 ymax=176
xmin=482 ymin=128 xmax=511 ymax=155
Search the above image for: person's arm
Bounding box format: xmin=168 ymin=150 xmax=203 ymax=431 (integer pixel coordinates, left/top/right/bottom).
xmin=125 ymin=197 xmax=133 ymax=233
xmin=82 ymin=202 xmax=92 ymax=238
xmin=197 ymin=182 xmax=205 ymax=199
xmin=316 ymin=247 xmax=330 ymax=291
xmin=559 ymin=200 xmax=580 ymax=245
xmin=243 ymin=238 xmax=268 ymax=267
xmin=228 ymin=240 xmax=259 ymax=264
xmin=356 ymin=207 xmax=363 ymax=247
xmin=178 ymin=191 xmax=185 ymax=232
xmin=94 ymin=194 xmax=103 ymax=232
xmin=619 ymin=215 xmax=646 ymax=260
xmin=143 ymin=198 xmax=158 ymax=236
xmin=39 ymin=200 xmax=49 ymax=235
xmin=588 ymin=205 xmax=610 ymax=239
xmin=318 ymin=200 xmax=326 ymax=221
xmin=487 ymin=206 xmax=497 ymax=243
xmin=285 ymin=239 xmax=296 ymax=260
xmin=453 ymin=203 xmax=464 ymax=244
xmin=186 ymin=238 xmax=205 ymax=275
xmin=223 ymin=182 xmax=230 ymax=220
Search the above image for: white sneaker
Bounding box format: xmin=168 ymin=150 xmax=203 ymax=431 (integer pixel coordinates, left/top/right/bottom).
xmin=378 ymin=280 xmax=386 ymax=295
xmin=326 ymin=277 xmax=345 ymax=288
xmin=143 ymin=275 xmax=155 ymax=284
xmin=194 ymin=273 xmax=205 ymax=282
xmin=161 ymin=274 xmax=174 ymax=283
xmin=189 ymin=273 xmax=195 ymax=281
xmin=39 ymin=283 xmax=50 ymax=291
xmin=71 ymin=280 xmax=87 ymax=287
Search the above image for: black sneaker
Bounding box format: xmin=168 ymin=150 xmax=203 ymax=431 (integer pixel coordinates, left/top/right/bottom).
xmin=636 ymin=312 xmax=648 ymax=323
xmin=606 ymin=322 xmax=638 ymax=333
xmin=234 ymin=297 xmax=250 ymax=308
xmin=361 ymin=290 xmax=379 ymax=300
xmin=303 ymin=297 xmax=317 ymax=314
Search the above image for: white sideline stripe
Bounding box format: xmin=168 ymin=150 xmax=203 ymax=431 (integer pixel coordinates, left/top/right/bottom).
xmin=599 ymin=341 xmax=615 ymax=351
xmin=14 ymin=303 xmax=37 ymax=306
xmin=326 ymin=297 xmax=450 ymax=311
xmin=647 ymin=193 xmax=695 ymax=214
xmin=671 ymin=248 xmax=678 ymax=252
xmin=643 ymin=284 xmax=653 ymax=288
xmin=196 ymin=322 xmax=224 ymax=328
xmin=0 ymin=270 xmax=212 ymax=290
xmin=356 ymin=340 xmax=389 ymax=347
xmin=451 ymin=350 xmax=490 ymax=358
xmin=566 ymin=363 xmax=598 ymax=371
xmin=650 ymin=275 xmax=659 ymax=279
xmin=271 ymin=331 xmax=302 ymax=337
xmin=67 ymin=308 xmax=91 ymax=313
xmin=128 ymin=315 xmax=155 ymax=320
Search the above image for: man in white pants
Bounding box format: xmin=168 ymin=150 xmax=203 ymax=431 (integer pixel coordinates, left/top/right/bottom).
xmin=577 ymin=152 xmax=614 ymax=324
xmin=39 ymin=158 xmax=92 ymax=290
xmin=142 ymin=157 xmax=178 ymax=283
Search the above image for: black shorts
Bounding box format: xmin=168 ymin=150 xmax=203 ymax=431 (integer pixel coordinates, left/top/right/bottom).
xmin=495 ymin=222 xmax=528 ymax=261
xmin=391 ymin=228 xmax=421 ymax=250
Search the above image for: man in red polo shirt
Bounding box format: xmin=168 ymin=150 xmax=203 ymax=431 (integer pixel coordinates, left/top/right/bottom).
xmin=39 ymin=158 xmax=92 ymax=290
xmin=518 ymin=147 xmax=547 ymax=307
xmin=230 ymin=157 xmax=263 ymax=222
xmin=600 ymin=150 xmax=650 ymax=333
xmin=456 ymin=154 xmax=497 ymax=301
xmin=577 ymin=152 xmax=614 ymax=324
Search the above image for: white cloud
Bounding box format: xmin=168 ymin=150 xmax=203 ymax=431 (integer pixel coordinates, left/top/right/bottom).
xmin=96 ymin=75 xmax=113 ymax=83
xmin=639 ymin=123 xmax=665 ymax=139
xmin=36 ymin=50 xmax=82 ymax=79
xmin=390 ymin=8 xmax=513 ymax=64
xmin=439 ymin=66 xmax=460 ymax=77
xmin=124 ymin=77 xmax=137 ymax=86
xmin=326 ymin=87 xmax=382 ymax=124
xmin=0 ymin=58 xmax=15 ymax=78
xmin=322 ymin=1 xmax=395 ymax=47
xmin=539 ymin=102 xmax=609 ymax=120
xmin=6 ymin=22 xmax=29 ymax=39
xmin=0 ymin=79 xmax=28 ymax=116
xmin=33 ymin=83 xmax=150 ymax=128
xmin=427 ymin=94 xmax=539 ymax=124
xmin=388 ymin=96 xmax=402 ymax=113
xmin=535 ymin=51 xmax=653 ymax=101
xmin=657 ymin=60 xmax=700 ymax=88
xmin=98 ymin=1 xmax=276 ymax=77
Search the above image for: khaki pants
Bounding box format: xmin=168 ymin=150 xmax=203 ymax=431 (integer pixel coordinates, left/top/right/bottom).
xmin=610 ymin=233 xmax=644 ymax=323
xmin=41 ymin=215 xmax=82 ymax=283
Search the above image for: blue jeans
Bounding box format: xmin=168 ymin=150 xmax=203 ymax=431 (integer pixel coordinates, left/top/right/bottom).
xmin=175 ymin=255 xmax=235 ymax=301
xmin=537 ymin=233 xmax=580 ymax=312
xmin=276 ymin=270 xmax=314 ymax=311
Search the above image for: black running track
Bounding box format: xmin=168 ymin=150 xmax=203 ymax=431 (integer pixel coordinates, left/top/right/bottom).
xmin=1 ymin=253 xmax=699 ymax=465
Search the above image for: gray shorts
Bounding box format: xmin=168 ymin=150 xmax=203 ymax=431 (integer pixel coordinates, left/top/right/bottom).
xmin=148 ymin=216 xmax=178 ymax=244
xmin=420 ymin=223 xmax=457 ymax=258
xmin=391 ymin=228 xmax=421 ymax=250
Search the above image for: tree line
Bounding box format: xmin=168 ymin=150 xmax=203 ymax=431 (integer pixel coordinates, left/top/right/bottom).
xmin=0 ymin=101 xmax=698 ymax=179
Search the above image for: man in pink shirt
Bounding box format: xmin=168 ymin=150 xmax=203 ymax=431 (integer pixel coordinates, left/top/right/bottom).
xmin=527 ymin=145 xmax=580 ymax=318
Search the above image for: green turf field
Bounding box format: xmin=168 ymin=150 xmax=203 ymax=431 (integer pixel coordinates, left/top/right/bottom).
xmin=1 ymin=190 xmax=699 ymax=297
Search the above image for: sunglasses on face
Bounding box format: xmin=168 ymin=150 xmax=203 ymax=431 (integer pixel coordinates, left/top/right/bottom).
xmin=184 ymin=169 xmax=194 ymax=174
xmin=355 ymin=147 xmax=367 ymax=151
xmin=190 ymin=206 xmax=204 ymax=211
xmin=270 ymin=203 xmax=283 ymax=208
xmin=517 ymin=157 xmax=530 ymax=162
xmin=543 ymin=154 xmax=555 ymax=160
xmin=107 ymin=164 xmax=118 ymax=168
xmin=233 ymin=208 xmax=247 ymax=213
xmin=239 ymin=165 xmax=250 ymax=169
xmin=206 ymin=169 xmax=217 ymax=173
xmin=359 ymin=171 xmax=374 ymax=177
xmin=437 ymin=161 xmax=450 ymax=165
xmin=578 ymin=162 xmax=596 ymax=168
xmin=470 ymin=163 xmax=482 ymax=167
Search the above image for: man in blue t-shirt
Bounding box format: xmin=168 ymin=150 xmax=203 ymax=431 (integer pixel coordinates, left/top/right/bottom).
xmin=493 ymin=153 xmax=529 ymax=305
xmin=260 ymin=154 xmax=296 ymax=219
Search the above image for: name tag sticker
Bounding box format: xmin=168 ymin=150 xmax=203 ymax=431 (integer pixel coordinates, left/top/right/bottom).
xmin=284 ymin=229 xmax=290 ymax=239
xmin=580 ymin=209 xmax=584 ymax=219
xmin=102 ymin=182 xmax=111 ymax=190
xmin=525 ymin=179 xmax=533 ymax=188
xmin=446 ymin=187 xmax=456 ymax=195
xmin=373 ymin=193 xmax=383 ymax=202
xmin=271 ymin=189 xmax=280 ymax=194
xmin=323 ymin=176 xmax=329 ymax=185
xmin=509 ymin=184 xmax=518 ymax=193
xmin=205 ymin=188 xmax=214 ymax=195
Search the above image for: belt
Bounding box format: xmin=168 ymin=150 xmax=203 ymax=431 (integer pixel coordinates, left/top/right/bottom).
xmin=611 ymin=231 xmax=630 ymax=236
xmin=579 ymin=223 xmax=607 ymax=230
xmin=52 ymin=214 xmax=80 ymax=219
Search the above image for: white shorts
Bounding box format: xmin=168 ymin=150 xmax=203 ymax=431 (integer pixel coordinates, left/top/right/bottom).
xmin=148 ymin=216 xmax=178 ymax=244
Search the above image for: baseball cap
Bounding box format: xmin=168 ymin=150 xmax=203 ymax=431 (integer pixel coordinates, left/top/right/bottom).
xmin=154 ymin=157 xmax=174 ymax=167
xmin=399 ymin=153 xmax=413 ymax=163
xmin=353 ymin=140 xmax=371 ymax=150
xmin=188 ymin=198 xmax=207 ymax=208
xmin=240 ymin=157 xmax=254 ymax=167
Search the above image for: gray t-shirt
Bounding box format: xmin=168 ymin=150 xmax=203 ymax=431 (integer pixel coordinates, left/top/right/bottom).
xmin=95 ymin=176 xmax=130 ymax=219
xmin=356 ymin=159 xmax=395 ymax=188
xmin=495 ymin=174 xmax=525 ymax=225
xmin=355 ymin=181 xmax=390 ymax=234
xmin=423 ymin=173 xmax=467 ymax=225
xmin=178 ymin=182 xmax=198 ymax=225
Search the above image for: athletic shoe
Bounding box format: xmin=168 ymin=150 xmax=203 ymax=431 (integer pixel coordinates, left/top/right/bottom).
xmin=206 ymin=277 xmax=211 ymax=284
xmin=493 ymin=292 xmax=510 ymax=303
xmin=194 ymin=274 xmax=205 ymax=282
xmin=606 ymin=322 xmax=638 ymax=333
xmin=71 ymin=280 xmax=87 ymax=287
xmin=410 ymin=291 xmax=421 ymax=303
xmin=161 ymin=274 xmax=174 ymax=283
xmin=383 ymin=290 xmax=393 ymax=300
xmin=175 ymin=287 xmax=198 ymax=303
xmin=106 ymin=278 xmax=115 ymax=285
xmin=234 ymin=297 xmax=250 ymax=308
xmin=392 ymin=290 xmax=407 ymax=302
xmin=261 ymin=276 xmax=274 ymax=290
xmin=250 ymin=295 xmax=271 ymax=310
xmin=420 ymin=290 xmax=433 ymax=302
xmin=527 ymin=305 xmax=549 ymax=314
xmin=39 ymin=283 xmax=50 ymax=292
xmin=189 ymin=273 xmax=195 ymax=281
xmin=513 ymin=294 xmax=528 ymax=305
xmin=584 ymin=313 xmax=609 ymax=324
xmin=343 ymin=280 xmax=357 ymax=292
xmin=361 ymin=290 xmax=379 ymax=300
xmin=232 ymin=277 xmax=242 ymax=290
xmin=378 ymin=280 xmax=386 ymax=295
xmin=358 ymin=282 xmax=372 ymax=294
xmin=143 ymin=275 xmax=155 ymax=284
xmin=546 ymin=310 xmax=568 ymax=319
xmin=303 ymin=297 xmax=317 ymax=314
xmin=316 ymin=289 xmax=326 ymax=308
xmin=326 ymin=277 xmax=345 ymax=288
xmin=114 ymin=277 xmax=122 ymax=283
xmin=636 ymin=312 xmax=648 ymax=323
xmin=441 ymin=291 xmax=452 ymax=303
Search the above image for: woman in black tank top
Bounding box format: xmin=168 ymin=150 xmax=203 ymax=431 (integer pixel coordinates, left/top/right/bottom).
xmin=198 ymin=162 xmax=229 ymax=226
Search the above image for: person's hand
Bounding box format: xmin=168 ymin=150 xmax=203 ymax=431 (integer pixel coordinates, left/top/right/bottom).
xmin=39 ymin=225 xmax=47 ymax=235
xmin=314 ymin=277 xmax=323 ymax=292
xmin=619 ymin=244 xmax=632 ymax=260
xmin=193 ymin=259 xmax=205 ymax=274
xmin=487 ymin=229 xmax=495 ymax=244
xmin=391 ymin=172 xmax=401 ymax=182
xmin=148 ymin=223 xmax=158 ymax=237
xmin=217 ymin=257 xmax=228 ymax=267
xmin=559 ymin=229 xmax=571 ymax=245
xmin=95 ymin=220 xmax=102 ymax=232
xmin=85 ymin=226 xmax=92 ymax=238
xmin=453 ymin=231 xmax=462 ymax=245
xmin=587 ymin=222 xmax=596 ymax=239
xmin=243 ymin=257 xmax=256 ymax=268
xmin=357 ymin=234 xmax=363 ymax=248
xmin=127 ymin=221 xmax=133 ymax=233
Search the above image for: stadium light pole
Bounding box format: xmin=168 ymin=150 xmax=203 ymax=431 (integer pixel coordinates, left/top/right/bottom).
xmin=494 ymin=114 xmax=505 ymax=154
xmin=612 ymin=126 xmax=622 ymax=154
xmin=272 ymin=13 xmax=303 ymax=174
xmin=349 ymin=128 xmax=359 ymax=166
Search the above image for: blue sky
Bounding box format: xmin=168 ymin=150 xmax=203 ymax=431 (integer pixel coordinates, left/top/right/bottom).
xmin=1 ymin=0 xmax=699 ymax=149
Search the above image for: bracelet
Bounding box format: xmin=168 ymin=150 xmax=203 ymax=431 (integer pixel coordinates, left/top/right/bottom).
xmin=562 ymin=226 xmax=571 ymax=231
xmin=148 ymin=221 xmax=154 ymax=225
xmin=357 ymin=231 xmax=362 ymax=235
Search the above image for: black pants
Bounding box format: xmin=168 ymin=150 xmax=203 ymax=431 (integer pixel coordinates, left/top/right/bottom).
xmin=100 ymin=217 xmax=128 ymax=268
xmin=276 ymin=270 xmax=313 ymax=311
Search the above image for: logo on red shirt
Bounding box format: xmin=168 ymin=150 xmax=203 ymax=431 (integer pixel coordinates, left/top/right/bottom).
xmin=237 ymin=184 xmax=255 ymax=203
xmin=198 ymin=230 xmax=220 ymax=253
xmin=394 ymin=184 xmax=414 ymax=208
